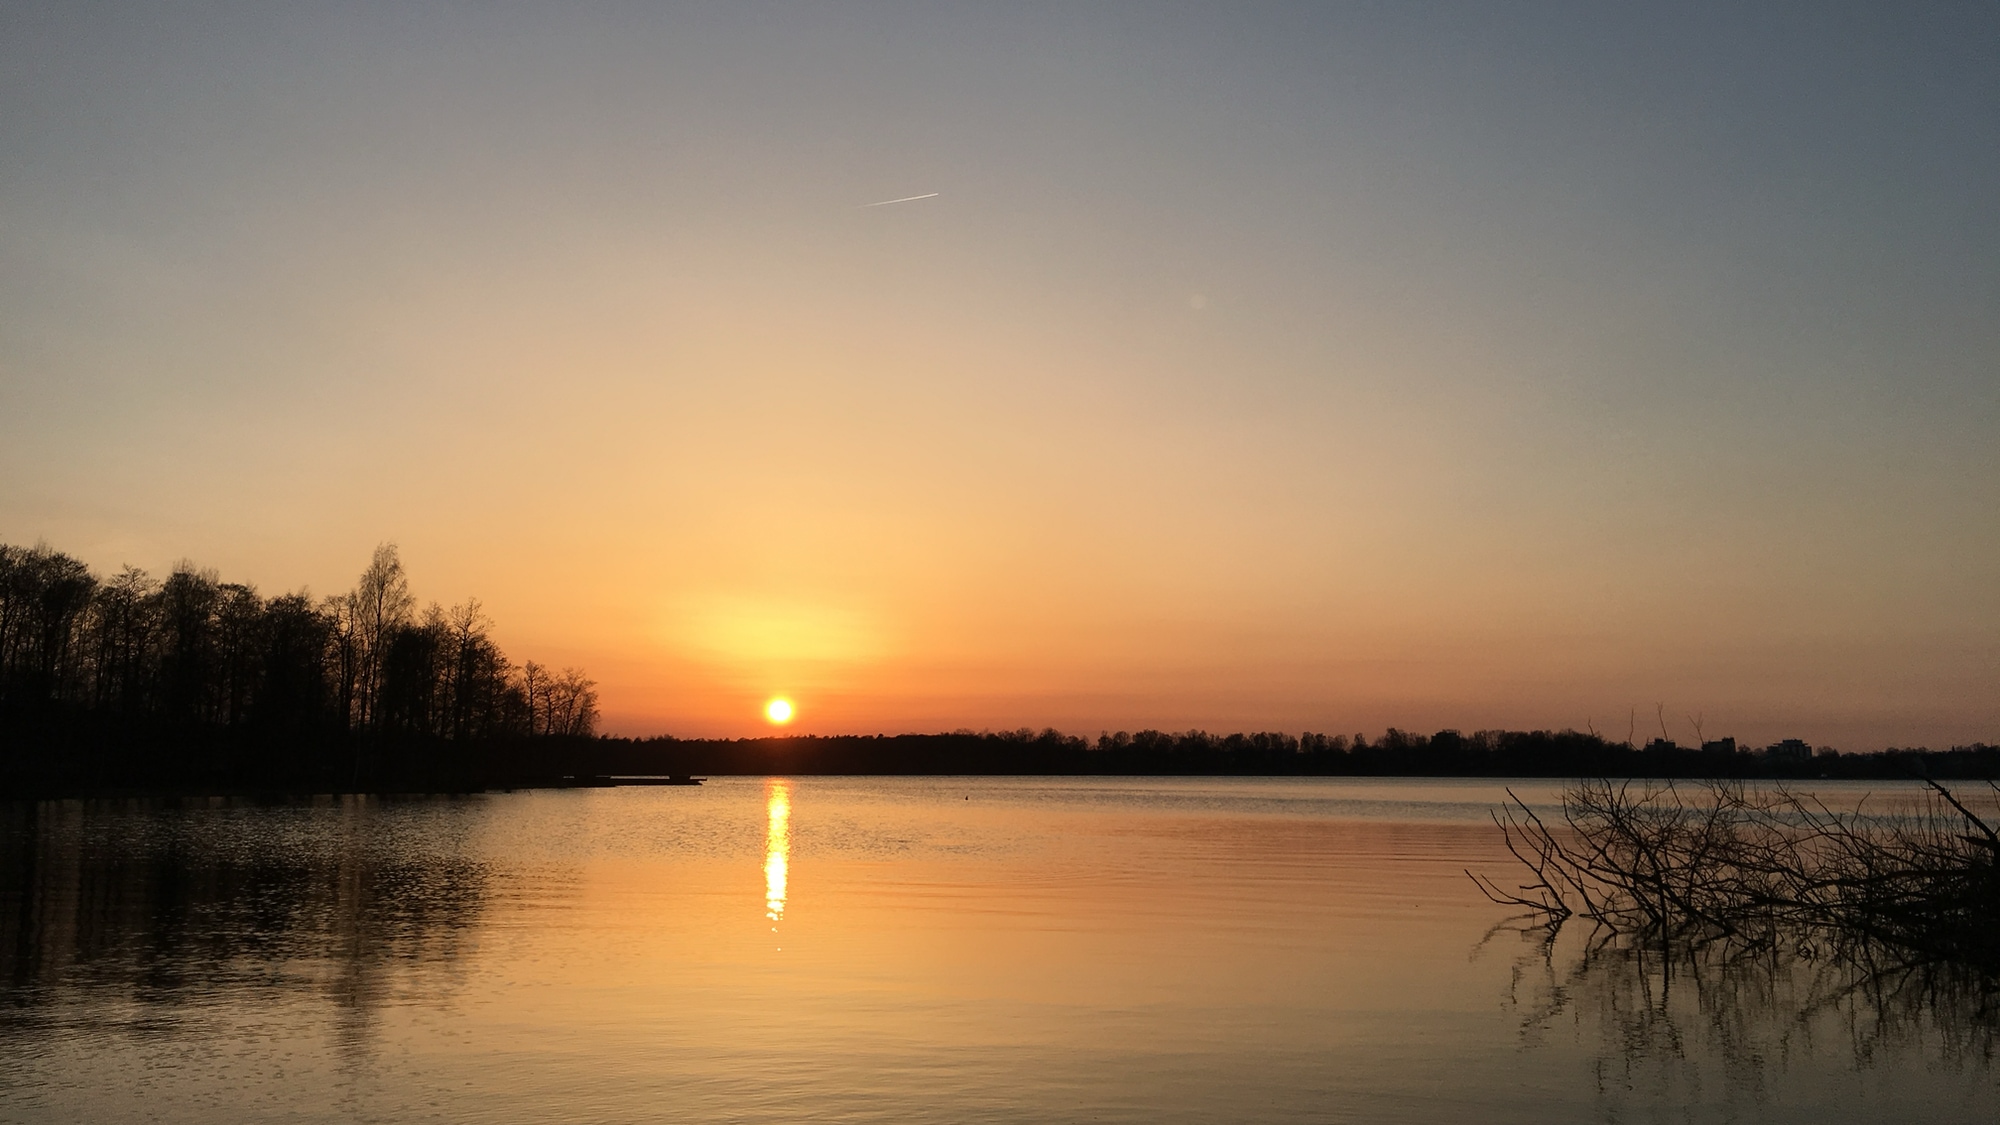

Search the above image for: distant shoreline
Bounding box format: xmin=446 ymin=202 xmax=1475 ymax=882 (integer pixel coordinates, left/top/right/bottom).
xmin=4 ymin=727 xmax=1993 ymax=802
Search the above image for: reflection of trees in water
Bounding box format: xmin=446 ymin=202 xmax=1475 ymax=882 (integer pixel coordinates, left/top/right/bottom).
xmin=1472 ymin=779 xmax=2000 ymax=1110
xmin=1496 ymin=923 xmax=1998 ymax=1110
xmin=0 ymin=797 xmax=492 ymax=1048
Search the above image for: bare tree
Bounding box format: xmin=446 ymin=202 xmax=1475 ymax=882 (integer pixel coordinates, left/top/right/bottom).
xmin=86 ymin=565 xmax=158 ymax=713
xmin=519 ymin=660 xmax=548 ymax=736
xmin=344 ymin=543 xmax=413 ymax=733
xmin=0 ymin=542 xmax=97 ymax=707
xmin=545 ymin=667 xmax=600 ymax=738
xmin=157 ymin=562 xmax=221 ymax=724
xmin=444 ymin=599 xmax=491 ymax=741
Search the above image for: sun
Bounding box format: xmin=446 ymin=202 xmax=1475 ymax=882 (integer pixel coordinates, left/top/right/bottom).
xmin=765 ymin=698 xmax=794 ymax=725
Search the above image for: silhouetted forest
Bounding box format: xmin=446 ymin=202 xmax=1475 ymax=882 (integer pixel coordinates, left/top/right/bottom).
xmin=600 ymin=727 xmax=2000 ymax=781
xmin=0 ymin=540 xmax=597 ymax=792
xmin=4 ymin=538 xmax=1992 ymax=795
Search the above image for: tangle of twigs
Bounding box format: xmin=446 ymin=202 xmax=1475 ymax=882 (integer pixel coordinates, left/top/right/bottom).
xmin=1471 ymin=778 xmax=2000 ymax=974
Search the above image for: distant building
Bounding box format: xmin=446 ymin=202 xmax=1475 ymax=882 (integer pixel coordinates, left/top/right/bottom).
xmin=1701 ymin=737 xmax=1737 ymax=754
xmin=1766 ymin=739 xmax=1812 ymax=763
xmin=1643 ymin=738 xmax=1678 ymax=753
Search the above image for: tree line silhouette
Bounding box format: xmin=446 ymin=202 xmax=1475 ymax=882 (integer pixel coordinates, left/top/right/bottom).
xmin=4 ymin=537 xmax=1992 ymax=794
xmin=1 ymin=539 xmax=597 ymax=792
xmin=601 ymin=727 xmax=1998 ymax=780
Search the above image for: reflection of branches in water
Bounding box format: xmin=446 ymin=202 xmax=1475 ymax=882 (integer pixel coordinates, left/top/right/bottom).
xmin=1472 ymin=779 xmax=2000 ymax=1106
xmin=1488 ymin=916 xmax=1998 ymax=1105
xmin=0 ymin=797 xmax=493 ymax=1041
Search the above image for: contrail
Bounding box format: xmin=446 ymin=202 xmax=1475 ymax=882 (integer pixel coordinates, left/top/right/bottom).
xmin=862 ymin=192 xmax=940 ymax=207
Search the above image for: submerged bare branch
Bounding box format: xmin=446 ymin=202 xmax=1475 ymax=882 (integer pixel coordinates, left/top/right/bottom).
xmin=1476 ymin=779 xmax=2000 ymax=974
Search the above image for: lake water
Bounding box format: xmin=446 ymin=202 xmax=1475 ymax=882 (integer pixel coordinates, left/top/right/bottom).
xmin=1 ymin=777 xmax=1993 ymax=1123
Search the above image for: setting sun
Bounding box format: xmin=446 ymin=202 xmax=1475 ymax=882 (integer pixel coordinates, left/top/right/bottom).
xmin=765 ymin=698 xmax=794 ymax=725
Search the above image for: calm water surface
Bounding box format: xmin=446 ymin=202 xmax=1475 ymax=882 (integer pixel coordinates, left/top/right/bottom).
xmin=1 ymin=777 xmax=1993 ymax=1123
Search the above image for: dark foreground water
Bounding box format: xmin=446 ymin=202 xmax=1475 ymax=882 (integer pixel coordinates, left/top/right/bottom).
xmin=1 ymin=778 xmax=1993 ymax=1123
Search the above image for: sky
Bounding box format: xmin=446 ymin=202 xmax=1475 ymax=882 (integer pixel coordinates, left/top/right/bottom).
xmin=2 ymin=2 xmax=1995 ymax=746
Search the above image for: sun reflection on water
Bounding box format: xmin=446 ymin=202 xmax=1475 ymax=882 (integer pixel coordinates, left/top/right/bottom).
xmin=764 ymin=780 xmax=790 ymax=931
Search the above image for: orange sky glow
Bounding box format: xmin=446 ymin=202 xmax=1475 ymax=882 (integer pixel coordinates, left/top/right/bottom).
xmin=1 ymin=7 xmax=1994 ymax=747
